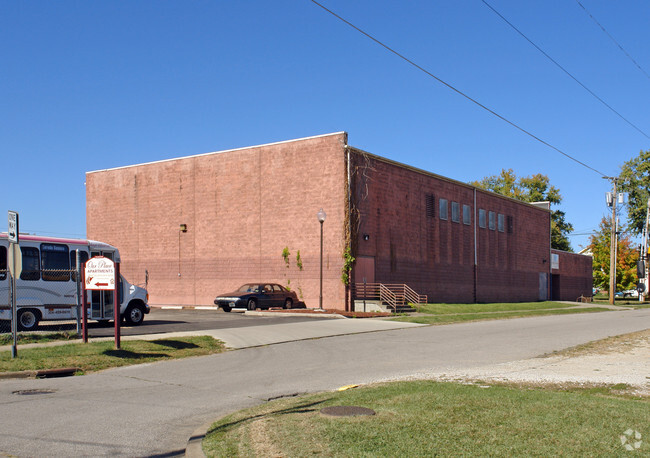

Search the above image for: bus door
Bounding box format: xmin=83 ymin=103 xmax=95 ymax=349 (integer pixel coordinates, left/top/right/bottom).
xmin=89 ymin=250 xmax=115 ymax=320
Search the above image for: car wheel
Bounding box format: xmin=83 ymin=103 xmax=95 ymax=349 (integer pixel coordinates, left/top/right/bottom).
xmin=124 ymin=303 xmax=145 ymax=326
xmin=247 ymin=298 xmax=257 ymax=311
xmin=17 ymin=309 xmax=40 ymax=331
xmin=283 ymin=298 xmax=293 ymax=309
xmin=222 ymin=305 xmax=232 ymax=312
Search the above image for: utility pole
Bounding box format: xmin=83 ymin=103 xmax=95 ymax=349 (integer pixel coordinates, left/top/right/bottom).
xmin=606 ymin=178 xmax=618 ymax=305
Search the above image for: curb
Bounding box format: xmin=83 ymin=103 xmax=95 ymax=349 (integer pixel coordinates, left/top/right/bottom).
xmin=185 ymin=421 xmax=212 ymax=458
xmin=0 ymin=367 xmax=81 ymax=380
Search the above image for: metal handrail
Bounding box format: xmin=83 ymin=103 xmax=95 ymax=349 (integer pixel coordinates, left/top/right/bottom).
xmin=352 ymin=282 xmax=428 ymax=310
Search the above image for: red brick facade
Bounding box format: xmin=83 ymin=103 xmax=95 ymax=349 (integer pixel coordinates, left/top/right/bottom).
xmin=87 ymin=133 xmax=349 ymax=308
xmin=86 ymin=132 xmax=592 ymax=307
xmin=349 ymin=151 xmax=561 ymax=303
xmin=551 ymin=249 xmax=593 ymax=301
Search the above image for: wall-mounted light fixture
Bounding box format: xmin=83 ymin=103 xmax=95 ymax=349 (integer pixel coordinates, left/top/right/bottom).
xmin=180 ymin=224 xmax=188 ymax=233
xmin=363 ymin=234 xmax=370 ymax=241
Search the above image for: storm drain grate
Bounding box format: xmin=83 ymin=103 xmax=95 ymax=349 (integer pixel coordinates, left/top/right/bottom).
xmin=12 ymin=389 xmax=57 ymax=396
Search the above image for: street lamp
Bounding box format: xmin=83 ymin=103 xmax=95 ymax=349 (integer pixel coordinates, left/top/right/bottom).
xmin=317 ymin=208 xmax=326 ymax=310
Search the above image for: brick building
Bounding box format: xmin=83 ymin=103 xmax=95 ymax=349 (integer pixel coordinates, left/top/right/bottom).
xmin=86 ymin=132 xmax=592 ymax=309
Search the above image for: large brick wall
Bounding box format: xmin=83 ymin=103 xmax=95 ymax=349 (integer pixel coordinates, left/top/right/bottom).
xmin=551 ymin=249 xmax=593 ymax=301
xmin=87 ymin=132 xmax=592 ymax=308
xmin=87 ymin=133 xmax=349 ymax=308
xmin=350 ymin=150 xmax=553 ymax=303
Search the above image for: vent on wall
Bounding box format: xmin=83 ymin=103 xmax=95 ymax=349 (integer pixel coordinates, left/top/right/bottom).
xmin=425 ymin=194 xmax=435 ymax=218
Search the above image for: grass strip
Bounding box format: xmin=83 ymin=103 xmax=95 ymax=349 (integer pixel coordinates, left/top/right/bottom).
xmin=411 ymin=301 xmax=575 ymax=315
xmin=392 ymin=307 xmax=609 ymax=325
xmin=0 ymin=336 xmax=225 ymax=374
xmin=0 ymin=332 xmax=79 ymax=346
xmin=203 ymin=380 xmax=650 ymax=457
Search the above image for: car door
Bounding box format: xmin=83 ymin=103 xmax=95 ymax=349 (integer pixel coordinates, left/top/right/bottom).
xmin=260 ymin=284 xmax=274 ymax=308
xmin=272 ymin=284 xmax=285 ymax=307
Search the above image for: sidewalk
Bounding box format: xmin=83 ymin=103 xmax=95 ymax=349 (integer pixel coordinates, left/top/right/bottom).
xmin=0 ymin=314 xmax=425 ymax=353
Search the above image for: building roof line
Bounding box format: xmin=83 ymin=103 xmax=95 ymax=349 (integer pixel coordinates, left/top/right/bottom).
xmin=347 ymin=146 xmax=552 ymax=213
xmin=86 ymin=131 xmax=348 ymax=175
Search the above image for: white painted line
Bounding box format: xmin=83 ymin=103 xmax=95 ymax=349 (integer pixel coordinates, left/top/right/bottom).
xmin=161 ymin=306 xmax=183 ymax=310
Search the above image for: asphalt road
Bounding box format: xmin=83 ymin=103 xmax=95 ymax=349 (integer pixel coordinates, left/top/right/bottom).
xmin=0 ymin=308 xmax=648 ymax=456
xmin=31 ymin=307 xmax=331 ymax=337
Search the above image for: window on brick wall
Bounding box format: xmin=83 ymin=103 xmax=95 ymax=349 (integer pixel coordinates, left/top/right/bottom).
xmin=451 ymin=201 xmax=460 ymax=223
xmin=439 ymin=198 xmax=448 ymax=220
xmin=463 ymin=204 xmax=471 ymax=225
xmin=489 ymin=211 xmax=496 ymax=230
xmin=498 ymin=214 xmax=505 ymax=232
xmin=479 ymin=209 xmax=486 ymax=228
xmin=425 ymin=194 xmax=435 ymax=218
xmin=507 ymin=215 xmax=514 ymax=233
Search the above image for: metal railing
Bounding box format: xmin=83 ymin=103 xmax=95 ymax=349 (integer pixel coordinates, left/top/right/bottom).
xmin=353 ymin=282 xmax=428 ymax=312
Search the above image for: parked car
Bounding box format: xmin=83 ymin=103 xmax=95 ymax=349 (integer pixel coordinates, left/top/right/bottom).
xmin=615 ymin=289 xmax=639 ymax=299
xmin=214 ymin=283 xmax=299 ymax=312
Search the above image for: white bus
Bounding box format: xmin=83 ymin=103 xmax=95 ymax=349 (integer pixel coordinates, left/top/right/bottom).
xmin=0 ymin=234 xmax=149 ymax=331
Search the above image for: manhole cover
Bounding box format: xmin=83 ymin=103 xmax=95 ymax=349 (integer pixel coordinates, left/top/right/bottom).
xmin=320 ymin=406 xmax=376 ymax=417
xmin=12 ymin=389 xmax=57 ymax=396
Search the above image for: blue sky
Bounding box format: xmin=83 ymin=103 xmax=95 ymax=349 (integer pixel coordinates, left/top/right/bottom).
xmin=2 ymin=0 xmax=648 ymax=251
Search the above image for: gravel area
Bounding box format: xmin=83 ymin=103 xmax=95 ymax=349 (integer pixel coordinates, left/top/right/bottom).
xmin=395 ymin=329 xmax=650 ymax=396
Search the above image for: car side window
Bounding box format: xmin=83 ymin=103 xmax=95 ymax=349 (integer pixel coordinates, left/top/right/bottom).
xmin=273 ymin=285 xmax=283 ymax=292
xmin=263 ymin=285 xmax=272 ymax=293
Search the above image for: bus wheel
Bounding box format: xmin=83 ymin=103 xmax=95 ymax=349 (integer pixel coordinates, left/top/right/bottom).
xmin=124 ymin=303 xmax=145 ymax=326
xmin=17 ymin=309 xmax=40 ymax=331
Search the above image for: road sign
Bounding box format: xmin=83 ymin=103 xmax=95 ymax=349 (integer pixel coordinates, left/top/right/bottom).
xmin=85 ymin=256 xmax=116 ymax=290
xmin=7 ymin=211 xmax=18 ymax=243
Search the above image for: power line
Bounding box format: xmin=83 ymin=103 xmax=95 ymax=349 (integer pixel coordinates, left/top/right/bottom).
xmin=482 ymin=0 xmax=650 ymax=141
xmin=309 ymin=0 xmax=609 ymax=177
xmin=574 ymin=0 xmax=650 ymax=82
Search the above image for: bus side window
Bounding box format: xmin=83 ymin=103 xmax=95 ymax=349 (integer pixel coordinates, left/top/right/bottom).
xmin=20 ymin=247 xmax=40 ymax=281
xmin=70 ymin=250 xmax=89 ymax=281
xmin=0 ymin=246 xmax=6 ymax=281
xmin=41 ymin=243 xmax=70 ymax=282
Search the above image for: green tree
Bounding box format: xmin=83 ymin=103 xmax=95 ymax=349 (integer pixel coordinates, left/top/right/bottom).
xmin=619 ymin=150 xmax=650 ymax=236
xmin=470 ymin=169 xmax=574 ymax=251
xmin=587 ymin=217 xmax=638 ymax=292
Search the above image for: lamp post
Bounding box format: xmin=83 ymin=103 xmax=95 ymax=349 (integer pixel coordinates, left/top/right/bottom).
xmin=317 ymin=208 xmax=326 ymax=310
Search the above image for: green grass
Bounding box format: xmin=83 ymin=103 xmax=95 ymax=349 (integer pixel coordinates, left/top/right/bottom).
xmin=411 ymin=301 xmax=574 ymax=314
xmin=0 ymin=336 xmax=225 ymax=374
xmin=202 ymin=380 xmax=650 ymax=457
xmin=0 ymin=331 xmax=79 ymax=346
xmin=392 ymin=303 xmax=610 ymax=325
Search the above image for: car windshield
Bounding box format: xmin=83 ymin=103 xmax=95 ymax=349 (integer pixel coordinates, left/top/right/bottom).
xmin=238 ymin=284 xmax=259 ymax=293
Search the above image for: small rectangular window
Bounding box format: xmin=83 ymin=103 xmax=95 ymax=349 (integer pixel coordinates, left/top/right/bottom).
xmin=451 ymin=202 xmax=460 ymax=223
xmin=507 ymin=215 xmax=514 ymax=234
xmin=0 ymin=246 xmax=6 ymax=280
xmin=498 ymin=214 xmax=505 ymax=232
xmin=479 ymin=209 xmax=487 ymax=228
xmin=463 ymin=205 xmax=471 ymax=225
xmin=20 ymin=247 xmax=40 ymax=281
xmin=70 ymin=250 xmax=89 ymax=281
xmin=41 ymin=243 xmax=70 ymax=281
xmin=489 ymin=211 xmax=496 ymax=230
xmin=425 ymin=194 xmax=435 ymax=218
xmin=439 ymin=198 xmax=448 ymax=220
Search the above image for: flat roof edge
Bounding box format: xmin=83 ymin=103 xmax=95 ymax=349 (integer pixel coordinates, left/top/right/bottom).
xmin=347 ymin=146 xmax=551 ymax=212
xmin=86 ymin=131 xmax=347 ymax=175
